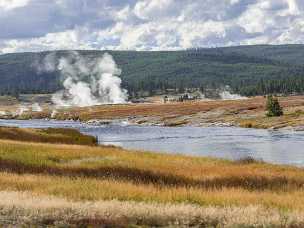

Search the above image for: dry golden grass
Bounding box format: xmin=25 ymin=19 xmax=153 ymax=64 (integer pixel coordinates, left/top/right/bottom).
xmin=239 ymin=109 xmax=304 ymax=129
xmin=1 ymin=171 xmax=304 ymax=211
xmin=0 ymin=136 xmax=304 ymax=226
xmin=0 ymin=127 xmax=97 ymax=145
xmin=0 ymin=139 xmax=303 ymax=209
xmin=1 ymin=190 xmax=304 ymax=227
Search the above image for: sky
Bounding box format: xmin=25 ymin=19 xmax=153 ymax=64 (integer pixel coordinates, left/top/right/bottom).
xmin=0 ymin=0 xmax=303 ymax=53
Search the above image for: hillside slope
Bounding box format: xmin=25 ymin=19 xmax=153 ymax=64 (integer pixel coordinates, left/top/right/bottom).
xmin=0 ymin=44 xmax=304 ymax=97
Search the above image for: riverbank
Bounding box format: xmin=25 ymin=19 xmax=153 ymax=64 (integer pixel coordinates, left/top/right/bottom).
xmin=2 ymin=95 xmax=303 ymax=130
xmin=2 ymin=119 xmax=304 ymax=166
xmin=0 ymin=132 xmax=304 ymax=226
xmin=0 ymin=126 xmax=97 ymax=145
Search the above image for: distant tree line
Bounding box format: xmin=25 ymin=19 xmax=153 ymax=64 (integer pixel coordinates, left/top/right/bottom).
xmin=1 ymin=45 xmax=304 ymax=99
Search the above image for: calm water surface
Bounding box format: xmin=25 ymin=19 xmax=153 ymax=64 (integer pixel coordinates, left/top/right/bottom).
xmin=0 ymin=119 xmax=304 ymax=167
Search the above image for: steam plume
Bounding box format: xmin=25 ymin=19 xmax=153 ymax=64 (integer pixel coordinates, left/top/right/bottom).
xmin=0 ymin=111 xmax=7 ymax=116
xmin=51 ymin=110 xmax=58 ymax=118
xmin=219 ymin=86 xmax=247 ymax=100
xmin=16 ymin=105 xmax=29 ymax=116
xmin=38 ymin=51 xmax=128 ymax=107
xmin=31 ymin=103 xmax=42 ymax=112
xmin=220 ymin=91 xmax=247 ymax=100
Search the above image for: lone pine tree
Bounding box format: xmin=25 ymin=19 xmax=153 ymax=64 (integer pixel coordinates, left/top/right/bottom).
xmin=266 ymin=95 xmax=283 ymax=117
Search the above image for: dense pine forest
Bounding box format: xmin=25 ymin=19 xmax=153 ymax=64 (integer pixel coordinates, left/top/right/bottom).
xmin=0 ymin=44 xmax=304 ymax=98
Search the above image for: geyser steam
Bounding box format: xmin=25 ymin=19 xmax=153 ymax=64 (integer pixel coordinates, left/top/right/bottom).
xmin=219 ymin=86 xmax=247 ymax=100
xmin=41 ymin=52 xmax=128 ymax=107
xmin=220 ymin=91 xmax=247 ymax=100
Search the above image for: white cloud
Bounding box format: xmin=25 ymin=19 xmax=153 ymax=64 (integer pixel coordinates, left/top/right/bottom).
xmin=114 ymin=6 xmax=132 ymax=21
xmin=133 ymin=0 xmax=174 ymax=20
xmin=276 ymin=16 xmax=304 ymax=43
xmin=237 ymin=2 xmax=275 ymax=33
xmin=230 ymin=0 xmax=241 ymax=4
xmin=287 ymin=0 xmax=300 ymax=15
xmin=0 ymin=0 xmax=303 ymax=53
xmin=1 ymin=29 xmax=94 ymax=53
xmin=0 ymin=0 xmax=30 ymax=11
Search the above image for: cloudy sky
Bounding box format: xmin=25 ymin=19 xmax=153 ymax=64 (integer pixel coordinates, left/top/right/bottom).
xmin=0 ymin=0 xmax=303 ymax=53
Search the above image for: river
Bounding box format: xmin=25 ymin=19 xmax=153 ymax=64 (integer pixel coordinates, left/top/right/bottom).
xmin=0 ymin=119 xmax=304 ymax=166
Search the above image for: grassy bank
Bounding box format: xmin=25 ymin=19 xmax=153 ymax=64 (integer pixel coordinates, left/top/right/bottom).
xmin=0 ymin=136 xmax=304 ymax=226
xmin=0 ymin=127 xmax=97 ymax=145
xmin=239 ymin=109 xmax=304 ymax=129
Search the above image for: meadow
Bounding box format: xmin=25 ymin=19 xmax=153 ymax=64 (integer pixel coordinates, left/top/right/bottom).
xmin=0 ymin=130 xmax=304 ymax=226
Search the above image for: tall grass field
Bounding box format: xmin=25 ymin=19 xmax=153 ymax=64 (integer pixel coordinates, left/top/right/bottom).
xmin=0 ymin=127 xmax=303 ymax=226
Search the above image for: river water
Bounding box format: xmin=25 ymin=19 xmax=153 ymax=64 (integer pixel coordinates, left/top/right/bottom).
xmin=0 ymin=119 xmax=304 ymax=167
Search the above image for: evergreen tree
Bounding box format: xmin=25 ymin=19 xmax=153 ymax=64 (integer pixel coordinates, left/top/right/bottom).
xmin=266 ymin=95 xmax=283 ymax=117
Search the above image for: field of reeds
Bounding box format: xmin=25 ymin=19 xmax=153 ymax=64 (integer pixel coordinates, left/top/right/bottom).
xmin=0 ymin=132 xmax=304 ymax=226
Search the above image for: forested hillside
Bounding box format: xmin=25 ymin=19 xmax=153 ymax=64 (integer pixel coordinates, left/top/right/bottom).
xmin=0 ymin=44 xmax=304 ymax=97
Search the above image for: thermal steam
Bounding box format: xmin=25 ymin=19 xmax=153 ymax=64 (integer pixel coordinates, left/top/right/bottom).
xmin=16 ymin=105 xmax=29 ymax=116
xmin=31 ymin=103 xmax=42 ymax=112
xmin=220 ymin=91 xmax=247 ymax=100
xmin=51 ymin=110 xmax=58 ymax=118
xmin=219 ymin=86 xmax=247 ymax=100
xmin=40 ymin=51 xmax=128 ymax=107
xmin=13 ymin=103 xmax=43 ymax=117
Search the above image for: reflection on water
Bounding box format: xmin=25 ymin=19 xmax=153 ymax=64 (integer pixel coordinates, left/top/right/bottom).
xmin=0 ymin=119 xmax=304 ymax=167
